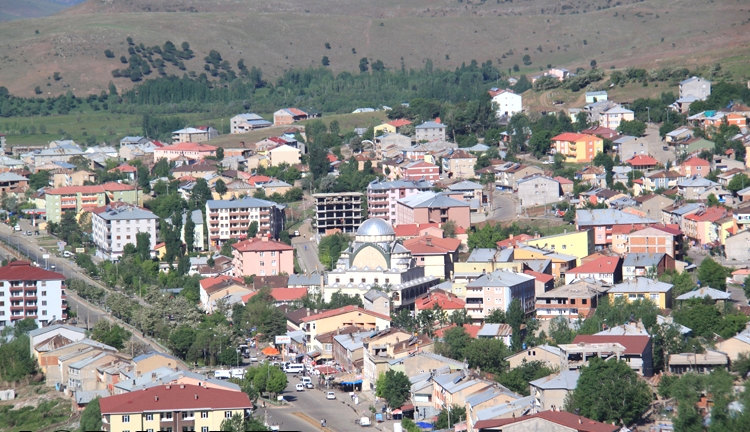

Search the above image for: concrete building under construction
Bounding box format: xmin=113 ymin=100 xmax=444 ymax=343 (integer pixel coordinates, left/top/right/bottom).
xmin=313 ymin=192 xmax=364 ymax=235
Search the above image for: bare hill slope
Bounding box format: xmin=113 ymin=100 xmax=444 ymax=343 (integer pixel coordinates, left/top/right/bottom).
xmin=0 ymin=0 xmax=748 ymax=96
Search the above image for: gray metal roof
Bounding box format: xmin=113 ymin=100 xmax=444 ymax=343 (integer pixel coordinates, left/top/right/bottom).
xmin=206 ymin=197 xmax=280 ymax=209
xmin=447 ymin=180 xmax=484 ymax=191
xmin=475 ymin=395 xmax=534 ymax=421
xmin=466 ymin=248 xmax=497 ymax=263
xmin=668 ymin=202 xmax=703 ymax=215
xmin=678 ymin=177 xmax=718 ymax=188
xmin=465 ymin=270 xmax=534 ymax=288
xmin=416 ymin=121 xmax=447 ymax=129
xmin=576 ymin=209 xmax=657 ymax=226
xmin=333 ymin=331 xmax=374 ymax=352
xmin=529 ymin=370 xmax=580 ymax=390
xmin=622 ymin=253 xmax=665 ymax=268
xmin=398 ymin=191 xmax=469 ymax=209
xmin=676 ymin=286 xmax=732 ymax=301
xmin=96 ymin=205 xmax=158 ymax=221
xmin=288 ymin=273 xmax=322 ymax=286
xmin=368 ymin=179 xmax=432 ymax=191
xmin=29 ymin=324 xmax=85 ymax=337
xmin=364 ymin=289 xmax=389 ymax=302
xmin=74 ymin=389 xmax=110 ymax=405
xmin=0 ymin=172 xmax=27 ymax=181
xmin=609 ymin=277 xmax=673 ymax=293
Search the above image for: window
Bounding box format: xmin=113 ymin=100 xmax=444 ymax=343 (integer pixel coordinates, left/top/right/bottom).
xmin=272 ymin=260 xmax=276 ymax=266
xmin=182 ymin=411 xmax=194 ymax=419
xmin=201 ymin=411 xmax=208 ymax=419
xmin=162 ymin=412 xmax=173 ymax=421
xmin=650 ymin=293 xmax=660 ymax=302
xmin=225 ymin=411 xmax=233 ymax=418
xmin=259 ymin=261 xmax=265 ymax=266
xmin=582 ymin=299 xmax=587 ymax=305
xmin=146 ymin=414 xmax=153 ymax=421
xmin=570 ymin=299 xmax=576 ymax=305
xmin=147 ymin=429 xmax=154 ymax=432
xmin=628 ymin=294 xmax=637 ymax=300
xmin=122 ymin=415 xmax=130 ymax=423
xmin=259 ymin=252 xmax=265 ymax=257
xmin=202 ymin=428 xmax=209 ymax=432
xmin=271 ymin=251 xmax=276 ymax=257
xmin=42 ymin=310 xmax=47 ymax=316
xmin=42 ymin=301 xmax=46 ymax=306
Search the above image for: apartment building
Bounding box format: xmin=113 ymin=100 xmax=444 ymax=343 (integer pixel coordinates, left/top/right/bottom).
xmin=575 ymin=209 xmax=657 ymax=248
xmin=153 ymin=142 xmax=217 ymax=162
xmin=91 ymin=203 xmax=159 ymax=260
xmin=402 ymin=160 xmax=440 ymax=182
xmin=45 ymin=182 xmax=139 ymax=223
xmin=171 ymin=127 xmax=218 ymax=143
xmin=0 ymin=261 xmax=67 ymax=328
xmin=550 ymin=133 xmax=603 ymax=163
xmin=313 ymin=192 xmax=363 ymax=235
xmin=396 ymin=191 xmax=471 ymax=230
xmin=464 ymin=271 xmax=535 ymax=322
xmin=441 ymin=149 xmax=477 ymax=179
xmin=205 ymin=197 xmax=285 ymax=246
xmin=232 ymin=235 xmax=294 ymax=277
xmin=366 ymin=179 xmax=432 ymax=225
xmin=415 ymin=121 xmax=447 ymax=141
xmin=98 ymin=384 xmax=252 ymax=432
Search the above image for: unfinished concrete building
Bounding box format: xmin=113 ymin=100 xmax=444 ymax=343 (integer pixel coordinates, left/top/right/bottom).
xmin=313 ymin=192 xmax=364 ymax=235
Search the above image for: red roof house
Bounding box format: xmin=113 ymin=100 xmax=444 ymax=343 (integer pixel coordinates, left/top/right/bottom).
xmin=414 ymin=289 xmax=466 ymax=312
xmin=564 ymin=256 xmax=622 ymax=284
xmin=474 ymin=409 xmax=619 ymax=432
xmin=625 ymin=155 xmax=659 ymax=169
xmin=98 ymin=384 xmax=252 ymax=416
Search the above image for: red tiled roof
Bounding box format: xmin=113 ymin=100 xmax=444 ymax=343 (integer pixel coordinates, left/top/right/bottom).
xmin=403 ymin=235 xmax=461 ymax=254
xmin=393 ymin=223 xmax=441 ymax=237
xmin=388 ymin=119 xmax=412 ymax=128
xmin=445 ymin=149 xmax=476 ymax=160
xmin=611 ymin=224 xmax=648 ymax=235
xmin=474 ymin=410 xmax=619 ymax=432
xmin=414 ymin=290 xmax=466 ymax=311
xmin=650 ymin=224 xmax=682 ymax=236
xmin=158 ymin=142 xmax=217 ymax=152
xmin=287 ymin=108 xmax=308 ymax=116
xmin=242 ymin=288 xmax=307 ymax=303
xmin=99 ymin=384 xmax=251 ymax=414
xmin=524 ymin=269 xmax=554 ymax=284
xmin=684 ymin=206 xmax=727 ymax=222
xmin=496 ymin=233 xmax=534 ymax=249
xmin=247 ymin=175 xmax=272 ymax=185
xmin=405 ymin=161 xmax=438 ymax=169
xmin=46 ymin=182 xmax=136 ymax=195
xmin=565 ymin=256 xmax=621 ymax=275
xmin=0 ymin=261 xmax=65 ymax=281
xmin=626 ymin=155 xmax=659 ymax=166
xmin=109 ymin=164 xmax=137 ymax=173
xmin=681 ymin=156 xmax=710 ymax=167
xmin=553 ymin=176 xmax=574 ymax=185
xmin=326 ymin=153 xmax=338 ymax=162
xmin=581 ymin=126 xmax=618 ymax=137
xmin=552 ymin=132 xmax=592 ymax=142
xmin=232 ymin=236 xmax=294 ymax=252
xmin=434 ymin=323 xmax=480 ymax=339
xmin=299 ymin=305 xmax=390 ymax=322
xmin=199 ymin=274 xmax=245 ymax=291
xmin=572 ymin=334 xmax=651 ymax=355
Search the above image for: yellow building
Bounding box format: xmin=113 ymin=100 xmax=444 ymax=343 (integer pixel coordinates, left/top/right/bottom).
xmin=512 ymin=246 xmax=577 ymax=280
xmin=374 ymin=123 xmax=398 ymax=135
xmin=523 ymin=230 xmax=594 ymax=266
xmin=551 ymin=133 xmax=604 ymax=163
xmin=289 ymin=305 xmax=392 ymax=350
xmin=607 ymin=277 xmax=673 ymax=309
xmin=99 ymin=384 xmax=251 ymax=432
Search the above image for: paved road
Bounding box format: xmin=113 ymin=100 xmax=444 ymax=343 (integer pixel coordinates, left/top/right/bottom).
xmin=292 ymin=219 xmax=324 ymax=273
xmin=489 ymin=193 xmax=518 ymax=221
xmin=269 ymin=376 xmax=385 ymax=432
xmin=0 ymin=220 xmax=174 ymax=357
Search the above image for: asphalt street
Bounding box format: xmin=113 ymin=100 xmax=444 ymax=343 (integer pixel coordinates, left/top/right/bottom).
xmin=292 ymin=219 xmax=324 ymax=273
xmin=490 ymin=193 xmax=518 ymax=221
xmin=268 ymin=375 xmax=382 ymax=432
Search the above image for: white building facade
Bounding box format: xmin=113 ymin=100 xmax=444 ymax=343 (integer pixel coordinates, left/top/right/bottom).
xmin=0 ymin=261 xmax=66 ymax=327
xmin=91 ymin=204 xmax=159 ymax=260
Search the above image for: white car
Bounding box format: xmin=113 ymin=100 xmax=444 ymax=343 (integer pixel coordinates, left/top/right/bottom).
xmin=295 ymin=383 xmax=305 ymax=392
xmin=326 ymin=391 xmax=336 ymax=400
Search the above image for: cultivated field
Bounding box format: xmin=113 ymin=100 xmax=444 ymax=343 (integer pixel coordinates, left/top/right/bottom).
xmin=0 ymin=0 xmax=747 ymax=96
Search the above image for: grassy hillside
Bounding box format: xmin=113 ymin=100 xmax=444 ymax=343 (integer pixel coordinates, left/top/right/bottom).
xmin=0 ymin=0 xmax=68 ymax=21
xmin=0 ymin=0 xmax=747 ymax=97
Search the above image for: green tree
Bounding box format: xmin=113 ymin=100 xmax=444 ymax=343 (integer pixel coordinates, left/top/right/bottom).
xmin=168 ymin=325 xmax=196 ymax=359
xmin=90 ymin=321 xmax=132 ymax=350
xmin=442 ymin=220 xmax=458 ymax=238
xmin=220 ymin=412 xmax=270 ymax=431
xmin=321 ymin=56 xmax=330 ymax=66
xmin=247 ymin=221 xmax=259 ymax=238
xmin=28 ymin=170 xmax=50 ymax=190
xmin=135 ymin=231 xmax=151 ymax=261
xmin=565 ymin=357 xmax=652 ymax=425
xmin=215 ymin=179 xmax=228 ymax=199
xmin=436 ymin=326 xmax=471 ymax=360
xmin=548 ymin=316 xmax=576 ymax=345
xmin=497 ymin=360 xmax=556 ymax=395
xmin=727 ymin=173 xmax=750 ymax=193
xmin=435 ymin=404 xmax=466 ymax=429
xmin=329 ymin=120 xmax=340 ymax=135
xmin=79 ymin=397 xmax=102 ymax=432
xmin=216 ymin=147 xmax=225 ymax=160
xmin=697 ymin=257 xmax=728 ymax=290
xmin=462 ymin=338 xmax=511 ymax=374
xmin=617 ymin=120 xmax=647 ymax=137
xmin=375 ymin=370 xmax=411 ymax=407
xmin=0 ymin=335 xmax=36 ymax=381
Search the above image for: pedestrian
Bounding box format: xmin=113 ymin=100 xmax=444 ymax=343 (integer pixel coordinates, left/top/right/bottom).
xmin=323 ymin=419 xmax=327 ymax=427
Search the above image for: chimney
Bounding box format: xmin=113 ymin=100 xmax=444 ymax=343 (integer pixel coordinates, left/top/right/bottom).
xmin=155 ymin=396 xmax=159 ymax=401
xmin=180 ymin=384 xmax=185 ymax=389
xmin=426 ymin=237 xmax=433 ymax=247
xmin=306 ymin=308 xmax=310 ymax=317
xmin=195 ymin=394 xmax=198 ymax=399
xmin=151 ymin=373 xmax=157 ymax=382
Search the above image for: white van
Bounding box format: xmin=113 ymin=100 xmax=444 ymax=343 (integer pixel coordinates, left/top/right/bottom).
xmin=300 ymin=376 xmax=312 ymax=386
xmin=214 ymin=370 xmax=231 ymax=380
xmin=284 ymin=363 xmax=304 ymax=374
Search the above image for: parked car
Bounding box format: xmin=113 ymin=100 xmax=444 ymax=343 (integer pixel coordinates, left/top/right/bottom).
xmin=295 ymin=383 xmax=305 ymax=392
xmin=305 ymin=382 xmax=314 ymax=389
xmin=300 ymin=377 xmax=312 ymax=386
xmin=326 ymin=392 xmax=336 ymax=400
xmin=294 ymin=230 xmax=300 ymax=236
xmin=249 ymin=356 xmax=258 ymax=362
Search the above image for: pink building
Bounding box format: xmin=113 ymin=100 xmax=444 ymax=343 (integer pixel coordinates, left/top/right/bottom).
xmin=232 ymin=235 xmax=294 ymax=277
xmin=153 ymin=142 xmax=217 ymax=162
xmin=396 ymin=191 xmax=471 ymax=229
xmin=367 ymin=179 xmax=433 ymax=225
xmin=402 ymin=160 xmax=440 ymax=182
